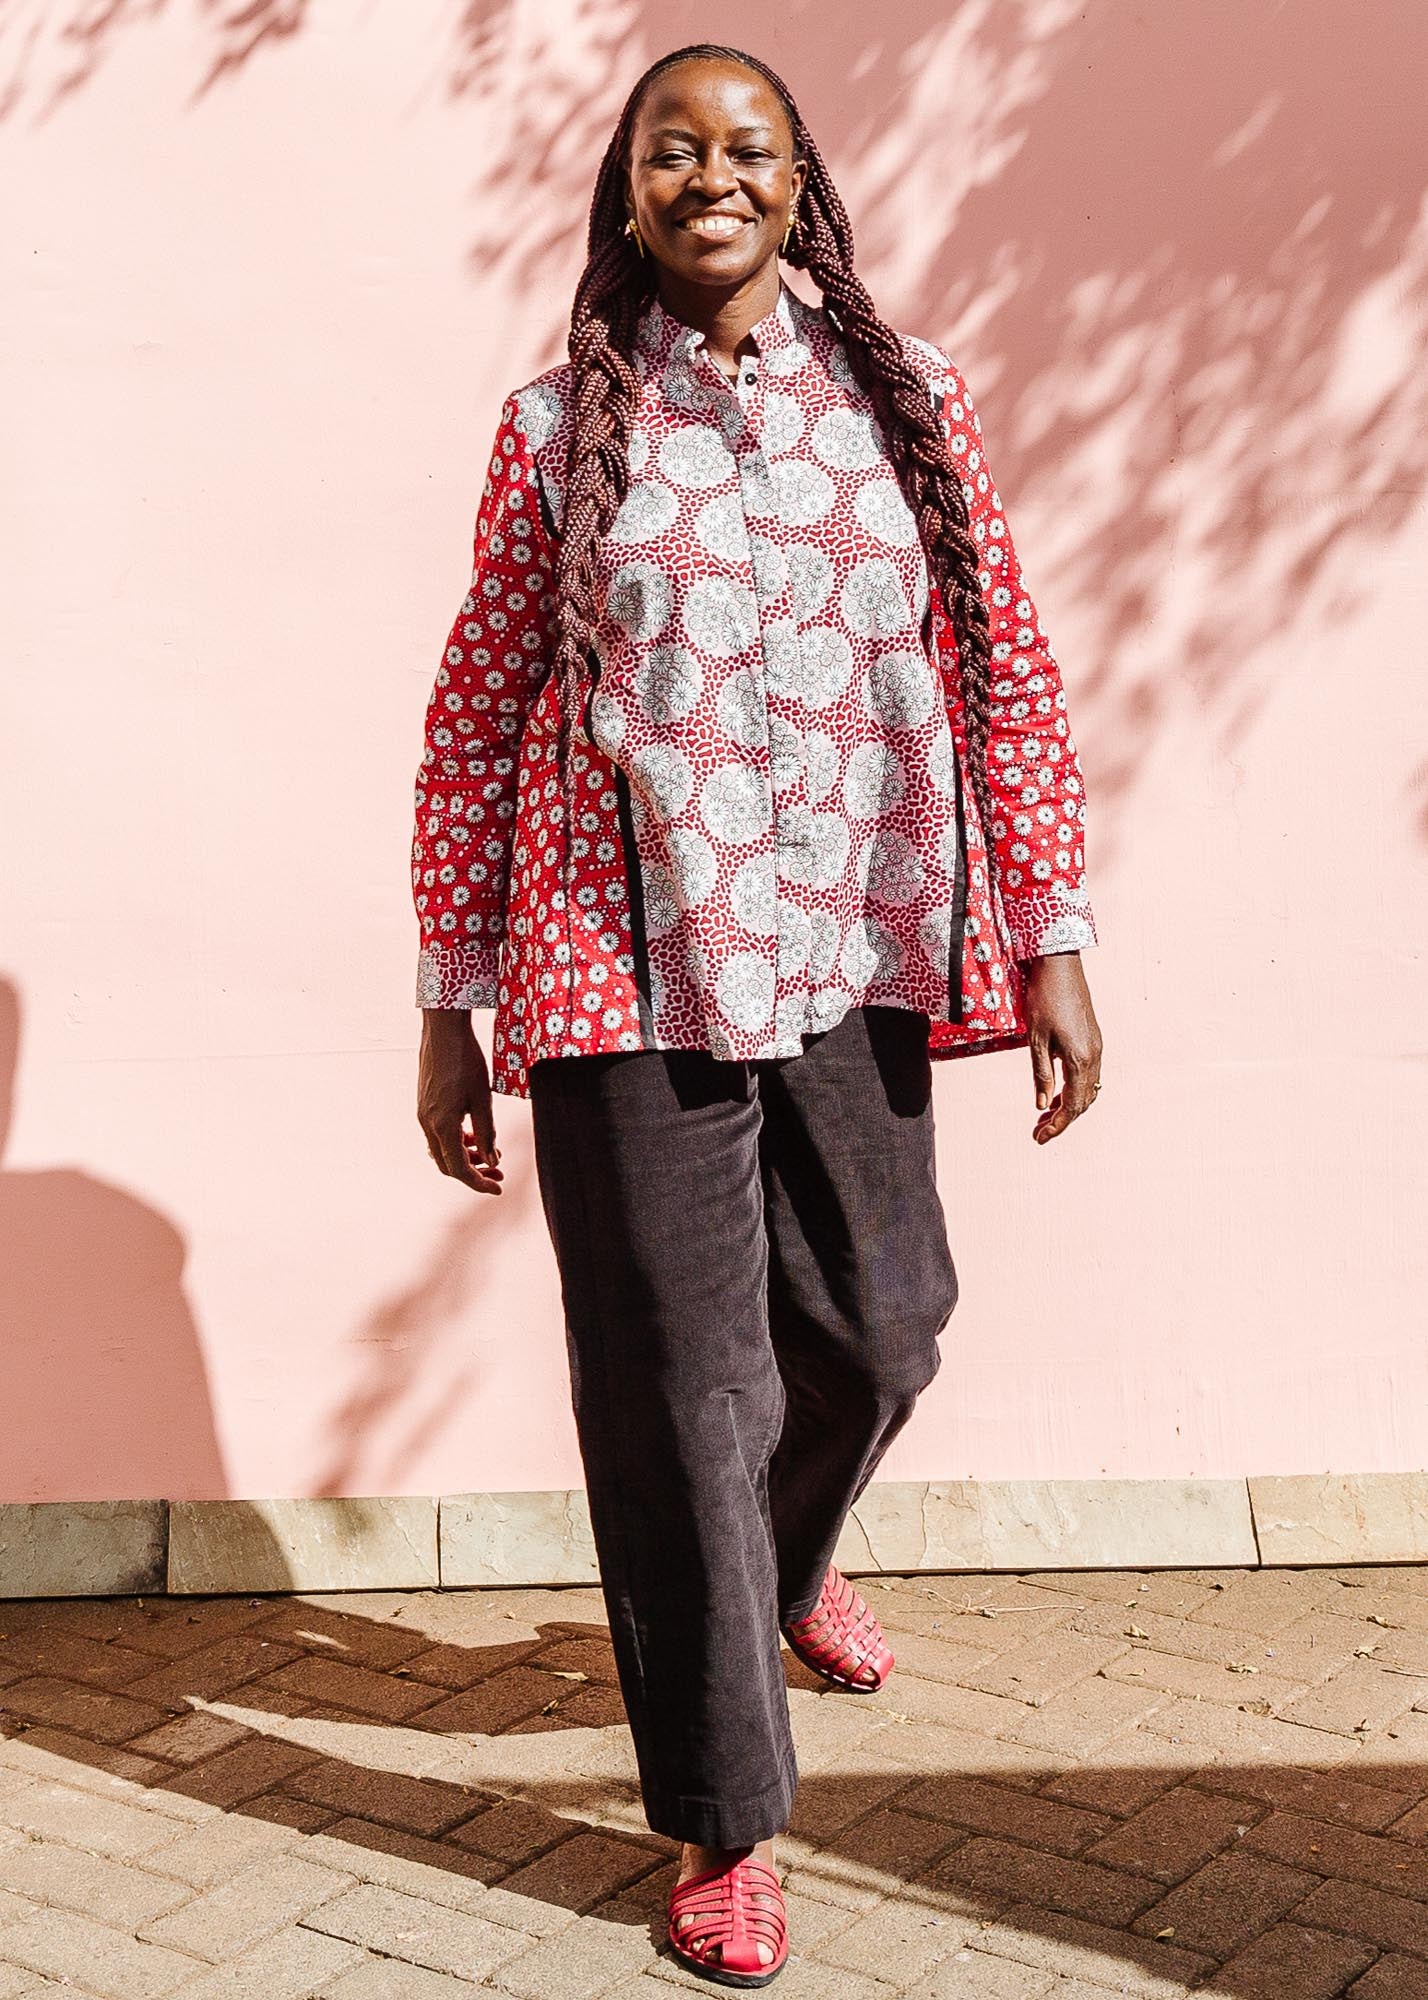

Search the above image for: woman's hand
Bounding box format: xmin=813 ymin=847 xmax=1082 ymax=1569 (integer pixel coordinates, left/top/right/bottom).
xmin=418 ymin=1009 xmax=505 ymax=1195
xmin=1022 ymin=953 xmax=1103 ymax=1145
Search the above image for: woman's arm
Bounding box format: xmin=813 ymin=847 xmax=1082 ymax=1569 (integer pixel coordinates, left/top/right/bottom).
xmin=412 ymin=394 xmax=558 ymax=1008
xmin=920 ymin=344 xmax=1104 ymax=1140
xmin=412 ymin=394 xmax=557 ymax=1191
xmin=924 ymin=350 xmax=1097 ymax=962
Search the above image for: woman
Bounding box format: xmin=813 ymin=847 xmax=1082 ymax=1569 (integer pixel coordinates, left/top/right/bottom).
xmin=414 ymin=42 xmax=1103 ymax=1987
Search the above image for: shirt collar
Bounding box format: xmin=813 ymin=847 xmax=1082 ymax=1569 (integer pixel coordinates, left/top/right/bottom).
xmin=635 ymin=278 xmax=801 ymax=373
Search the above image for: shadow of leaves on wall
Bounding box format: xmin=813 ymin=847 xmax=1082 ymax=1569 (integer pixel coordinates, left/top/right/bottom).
xmin=446 ymin=1 xmax=1428 ymax=854
xmin=0 ymin=0 xmax=308 ymax=118
xmin=0 ymin=976 xmax=231 ymax=1504
xmin=9 ymin=2 xmax=1425 ymax=848
xmin=313 ymin=1145 xmax=539 ymax=1500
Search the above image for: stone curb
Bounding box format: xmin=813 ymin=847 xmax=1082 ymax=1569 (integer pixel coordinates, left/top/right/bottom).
xmin=2 ymin=1472 xmax=1425 ymax=1597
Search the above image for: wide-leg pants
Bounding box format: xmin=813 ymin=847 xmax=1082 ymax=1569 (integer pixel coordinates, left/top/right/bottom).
xmin=528 ymin=1004 xmax=960 ymax=1847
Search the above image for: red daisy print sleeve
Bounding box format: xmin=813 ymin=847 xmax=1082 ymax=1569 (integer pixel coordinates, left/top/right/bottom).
xmin=918 ymin=345 xmax=1098 ymax=961
xmin=413 ymin=397 xmax=558 ymax=1008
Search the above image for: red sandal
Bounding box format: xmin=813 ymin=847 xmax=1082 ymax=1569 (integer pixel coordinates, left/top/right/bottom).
xmin=782 ymin=1564 xmax=894 ymax=1693
xmin=667 ymin=1849 xmax=789 ymax=1987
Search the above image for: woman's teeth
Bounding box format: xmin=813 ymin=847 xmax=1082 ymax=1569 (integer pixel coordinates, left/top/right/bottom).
xmin=684 ymin=215 xmax=748 ymax=238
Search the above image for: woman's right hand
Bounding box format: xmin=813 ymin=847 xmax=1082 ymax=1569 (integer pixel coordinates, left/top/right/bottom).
xmin=417 ymin=1009 xmax=504 ymax=1196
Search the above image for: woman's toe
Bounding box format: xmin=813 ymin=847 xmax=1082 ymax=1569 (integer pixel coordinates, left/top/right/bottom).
xmin=673 ymin=1908 xmax=775 ymax=1967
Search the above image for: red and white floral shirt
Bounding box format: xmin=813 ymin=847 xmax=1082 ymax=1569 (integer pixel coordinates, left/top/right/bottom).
xmin=413 ymin=279 xmax=1096 ymax=1100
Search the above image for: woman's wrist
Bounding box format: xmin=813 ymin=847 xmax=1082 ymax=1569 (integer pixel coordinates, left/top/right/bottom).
xmin=421 ymin=1006 xmax=476 ymax=1038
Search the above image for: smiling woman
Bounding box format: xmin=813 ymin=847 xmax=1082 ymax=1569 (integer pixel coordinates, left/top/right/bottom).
xmin=412 ymin=40 xmax=1102 ymax=1988
xmin=628 ymin=71 xmax=805 ymax=284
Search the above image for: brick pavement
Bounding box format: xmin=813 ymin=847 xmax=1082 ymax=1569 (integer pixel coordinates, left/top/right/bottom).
xmin=1 ymin=1567 xmax=1427 ymax=1995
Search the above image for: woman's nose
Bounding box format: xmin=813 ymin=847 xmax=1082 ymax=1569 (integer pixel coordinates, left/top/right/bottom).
xmin=690 ymin=152 xmax=738 ymax=196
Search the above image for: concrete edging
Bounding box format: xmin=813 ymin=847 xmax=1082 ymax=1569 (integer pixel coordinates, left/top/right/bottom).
xmin=0 ymin=1473 xmax=1424 ymax=1598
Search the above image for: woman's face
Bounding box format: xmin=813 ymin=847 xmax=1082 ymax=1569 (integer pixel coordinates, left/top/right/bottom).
xmin=624 ymin=58 xmax=805 ymax=293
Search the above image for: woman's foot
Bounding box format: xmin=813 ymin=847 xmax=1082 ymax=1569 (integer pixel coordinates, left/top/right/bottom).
xmin=782 ymin=1566 xmax=894 ymax=1692
xmin=669 ymin=1838 xmax=785 ymax=1979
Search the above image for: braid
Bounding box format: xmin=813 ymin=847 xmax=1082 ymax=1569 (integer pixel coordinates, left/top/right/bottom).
xmin=550 ymin=43 xmax=998 ymax=1016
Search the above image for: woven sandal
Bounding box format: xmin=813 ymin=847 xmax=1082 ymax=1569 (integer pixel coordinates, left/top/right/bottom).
xmin=782 ymin=1564 xmax=894 ymax=1693
xmin=667 ymin=1850 xmax=788 ymax=1987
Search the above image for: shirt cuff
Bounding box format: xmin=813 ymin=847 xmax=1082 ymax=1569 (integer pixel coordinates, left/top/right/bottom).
xmin=1001 ymin=883 xmax=1099 ymax=961
xmin=416 ymin=942 xmax=501 ymax=1009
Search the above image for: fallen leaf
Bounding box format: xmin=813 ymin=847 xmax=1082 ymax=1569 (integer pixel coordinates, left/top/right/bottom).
xmin=1354 ymin=1645 xmax=1379 ymax=1659
xmin=1156 ymin=1925 xmax=1176 ymax=1940
xmin=1126 ymin=1625 xmax=1149 ymax=1640
xmin=1226 ymin=1663 xmax=1258 ymax=1675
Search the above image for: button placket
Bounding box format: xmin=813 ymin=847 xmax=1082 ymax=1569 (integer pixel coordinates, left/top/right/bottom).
xmin=734 ymin=356 xmax=818 ymax=1006
xmin=687 ymin=323 xmax=818 ymax=1046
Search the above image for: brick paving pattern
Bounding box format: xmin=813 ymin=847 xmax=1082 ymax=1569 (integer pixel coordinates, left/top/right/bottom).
xmin=2 ymin=1567 xmax=1428 ymax=1994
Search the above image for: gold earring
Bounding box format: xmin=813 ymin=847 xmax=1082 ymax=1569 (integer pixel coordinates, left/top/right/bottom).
xmin=625 ymin=214 xmax=646 ymax=259
xmin=781 ymin=204 xmax=799 ymax=255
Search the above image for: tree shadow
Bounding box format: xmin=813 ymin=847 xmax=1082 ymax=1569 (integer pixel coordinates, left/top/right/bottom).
xmin=443 ymin=1 xmax=1428 ymax=858
xmin=313 ymin=1133 xmax=540 ymax=1500
xmin=8 ymin=3 xmax=1424 ymax=852
xmin=0 ymin=975 xmax=230 ymax=1507
xmin=0 ymin=0 xmax=310 ymax=119
xmin=0 ymin=961 xmax=521 ymax=1520
xmin=3 ymin=1573 xmax=1428 ymax=1992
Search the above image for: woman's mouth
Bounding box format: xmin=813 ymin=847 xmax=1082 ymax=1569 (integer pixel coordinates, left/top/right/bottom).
xmin=680 ymin=214 xmax=753 ymax=241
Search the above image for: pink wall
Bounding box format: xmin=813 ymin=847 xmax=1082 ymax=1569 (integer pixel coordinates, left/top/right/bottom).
xmin=3 ymin=1 xmax=1425 ymax=1504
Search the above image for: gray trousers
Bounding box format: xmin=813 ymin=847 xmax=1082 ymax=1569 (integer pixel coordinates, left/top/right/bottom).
xmin=529 ymin=1004 xmax=960 ymax=1847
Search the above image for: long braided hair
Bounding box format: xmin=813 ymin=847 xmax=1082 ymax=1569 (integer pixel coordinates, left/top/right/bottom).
xmin=548 ymin=42 xmax=997 ymax=1014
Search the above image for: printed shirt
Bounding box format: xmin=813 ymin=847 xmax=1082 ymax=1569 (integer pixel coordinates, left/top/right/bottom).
xmin=412 ymin=279 xmax=1097 ymax=1100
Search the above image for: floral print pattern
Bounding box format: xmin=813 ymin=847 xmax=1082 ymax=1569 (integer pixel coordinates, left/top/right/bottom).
xmin=413 ymin=280 xmax=1096 ymax=1098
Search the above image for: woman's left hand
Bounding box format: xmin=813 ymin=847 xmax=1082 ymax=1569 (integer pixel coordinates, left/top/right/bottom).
xmin=1022 ymin=952 xmax=1103 ymax=1144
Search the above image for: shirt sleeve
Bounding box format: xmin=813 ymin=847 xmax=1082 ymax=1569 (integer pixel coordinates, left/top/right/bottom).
xmin=412 ymin=395 xmax=558 ymax=1008
xmin=921 ymin=346 xmax=1099 ymax=961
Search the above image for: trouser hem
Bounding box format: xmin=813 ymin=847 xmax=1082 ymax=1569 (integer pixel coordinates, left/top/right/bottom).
xmin=640 ymin=1745 xmax=799 ymax=1848
xmin=781 ymin=1587 xmax=825 ymax=1627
